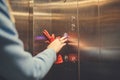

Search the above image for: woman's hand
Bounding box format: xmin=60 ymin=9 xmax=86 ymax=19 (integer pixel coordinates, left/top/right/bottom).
xmin=47 ymin=36 xmax=67 ymax=53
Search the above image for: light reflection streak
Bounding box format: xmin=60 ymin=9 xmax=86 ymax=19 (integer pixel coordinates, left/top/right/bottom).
xmin=69 ymin=39 xmax=120 ymax=60
xmin=68 ymin=32 xmax=120 ymax=60
xmin=35 ymin=36 xmax=45 ymax=40
xmin=10 ymin=0 xmax=111 ymax=16
xmin=11 ymin=12 xmax=29 ymax=16
xmin=36 ymin=0 xmax=109 ymax=9
xmin=11 ymin=0 xmax=120 ymax=21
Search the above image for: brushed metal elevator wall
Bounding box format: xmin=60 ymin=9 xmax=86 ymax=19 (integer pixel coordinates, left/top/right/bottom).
xmin=10 ymin=0 xmax=120 ymax=80
xmin=79 ymin=0 xmax=120 ymax=80
xmin=10 ymin=0 xmax=33 ymax=52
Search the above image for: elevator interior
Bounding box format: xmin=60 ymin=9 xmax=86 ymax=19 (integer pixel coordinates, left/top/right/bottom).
xmin=10 ymin=0 xmax=120 ymax=80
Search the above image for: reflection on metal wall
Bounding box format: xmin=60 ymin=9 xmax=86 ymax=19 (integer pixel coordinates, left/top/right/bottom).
xmin=33 ymin=0 xmax=52 ymax=55
xmin=10 ymin=0 xmax=33 ymax=52
xmin=47 ymin=0 xmax=79 ymax=80
xmin=10 ymin=0 xmax=120 ymax=80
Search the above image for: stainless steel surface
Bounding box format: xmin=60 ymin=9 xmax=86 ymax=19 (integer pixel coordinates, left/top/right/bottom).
xmin=100 ymin=0 xmax=120 ymax=79
xmin=78 ymin=0 xmax=99 ymax=80
xmin=78 ymin=0 xmax=120 ymax=80
xmin=10 ymin=0 xmax=33 ymax=52
xmin=9 ymin=0 xmax=120 ymax=80
xmin=48 ymin=0 xmax=79 ymax=80
xmin=33 ymin=0 xmax=52 ymax=55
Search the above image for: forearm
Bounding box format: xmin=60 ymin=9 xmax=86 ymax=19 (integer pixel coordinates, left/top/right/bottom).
xmin=0 ymin=39 xmax=56 ymax=80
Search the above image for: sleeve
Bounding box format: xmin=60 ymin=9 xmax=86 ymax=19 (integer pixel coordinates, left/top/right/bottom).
xmin=0 ymin=0 xmax=56 ymax=80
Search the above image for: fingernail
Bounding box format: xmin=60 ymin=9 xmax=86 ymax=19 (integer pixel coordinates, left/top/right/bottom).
xmin=63 ymin=33 xmax=68 ymax=38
